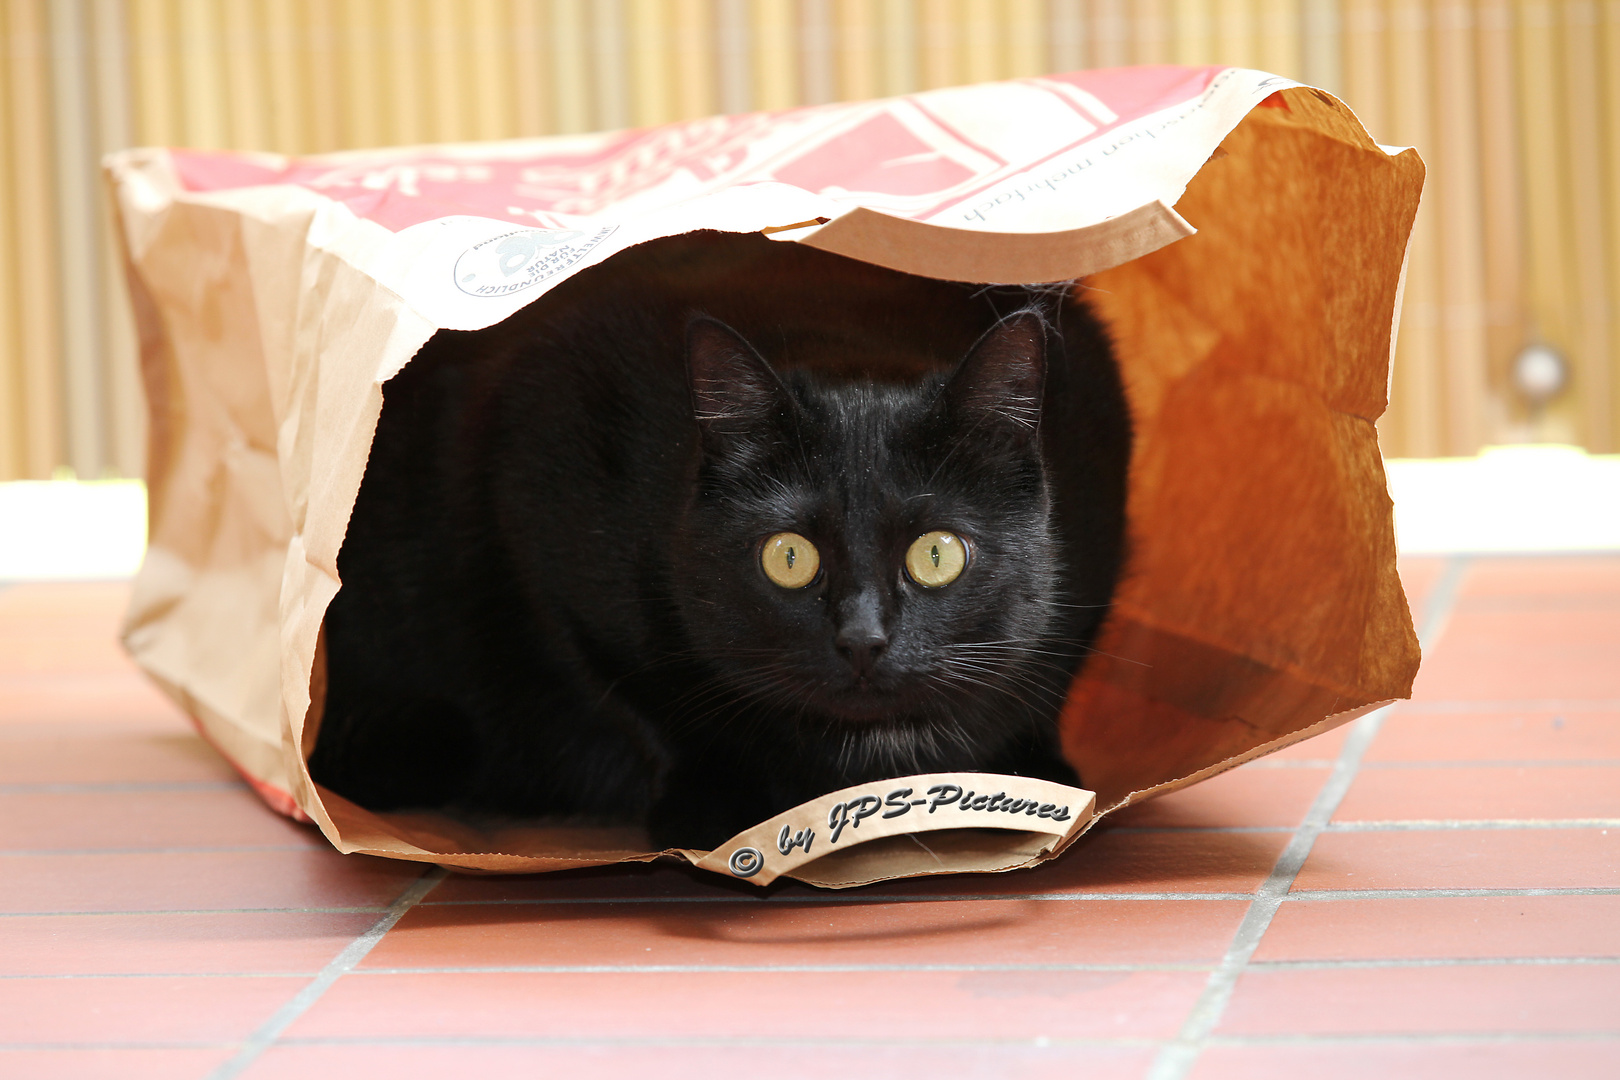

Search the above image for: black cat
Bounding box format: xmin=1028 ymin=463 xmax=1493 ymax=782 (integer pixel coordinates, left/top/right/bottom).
xmin=308 ymin=230 xmax=1131 ymax=849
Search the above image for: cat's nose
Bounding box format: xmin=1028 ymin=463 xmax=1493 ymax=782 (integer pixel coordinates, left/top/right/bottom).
xmin=835 ymin=624 xmax=888 ymax=678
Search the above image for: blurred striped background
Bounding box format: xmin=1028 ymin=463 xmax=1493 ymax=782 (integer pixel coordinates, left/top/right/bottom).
xmin=2 ymin=0 xmax=1617 ymax=482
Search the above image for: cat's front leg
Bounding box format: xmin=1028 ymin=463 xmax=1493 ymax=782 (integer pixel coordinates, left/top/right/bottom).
xmin=645 ymin=756 xmax=777 ymax=851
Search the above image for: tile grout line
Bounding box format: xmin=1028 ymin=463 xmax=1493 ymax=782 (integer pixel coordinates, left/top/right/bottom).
xmin=0 ymin=781 xmax=250 ymax=793
xmin=1111 ymin=819 xmax=1620 ymax=833
xmin=10 ymin=1030 xmax=1620 ymax=1053
xmin=7 ymin=954 xmax=1620 ymax=981
xmin=2 ymin=846 xmax=324 ymax=856
xmin=262 ymin=1029 xmax=1620 ymax=1048
xmin=203 ymin=865 xmax=448 ymax=1080
xmin=1323 ymin=818 xmax=1620 ymax=830
xmin=1360 ymin=698 xmax=1620 ymax=712
xmin=0 ymin=906 xmax=394 ymax=918
xmin=10 ymin=880 xmax=1620 ymax=920
xmin=320 ymin=954 xmax=1620 ymax=975
xmin=407 ymin=884 xmax=1620 ymax=907
xmin=1146 ymin=554 xmax=1471 ymax=1080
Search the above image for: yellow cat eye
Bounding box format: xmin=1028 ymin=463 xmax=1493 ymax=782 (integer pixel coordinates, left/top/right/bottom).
xmin=905 ymin=530 xmax=967 ymax=588
xmin=761 ymin=532 xmax=820 ymax=588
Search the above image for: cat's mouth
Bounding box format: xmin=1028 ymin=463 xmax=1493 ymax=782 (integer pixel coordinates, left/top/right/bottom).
xmin=821 ymin=693 xmax=905 ymax=723
xmin=726 ymin=663 xmax=952 ymax=726
xmin=812 ymin=677 xmax=934 ymax=724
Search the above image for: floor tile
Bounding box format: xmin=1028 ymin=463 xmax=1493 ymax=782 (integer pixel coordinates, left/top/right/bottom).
xmin=0 ymin=674 xmax=187 ymax=727
xmin=2 ymin=850 xmax=425 ymax=914
xmin=1367 ymin=709 xmax=1620 ymax=763
xmin=1334 ymin=765 xmax=1620 ymax=822
xmin=0 ymin=585 xmax=139 ymax=677
xmin=368 ymin=897 xmax=1250 ymax=970
xmin=1460 ymin=556 xmax=1620 ymax=601
xmin=911 ymin=828 xmax=1287 ymax=896
xmin=0 ymin=582 xmax=133 ymax=623
xmin=0 ymin=1047 xmax=234 ymax=1080
xmin=1295 ymin=828 xmax=1620 ymax=891
xmin=1411 ymin=608 xmax=1620 ymax=702
xmin=289 ymin=969 xmax=1208 ymax=1041
xmin=0 ymin=789 xmax=321 ymax=852
xmin=1103 ymin=765 xmax=1327 ymax=830
xmin=1262 ymin=724 xmax=1350 ymax=763
xmin=0 ymin=911 xmax=377 ymax=976
xmin=1254 ymin=894 xmax=1620 ymax=961
xmin=0 ymin=729 xmax=239 ymax=785
xmin=0 ymin=975 xmax=300 ymax=1045
xmin=1191 ymin=1040 xmax=1620 ymax=1080
xmin=1396 ymin=555 xmax=1449 ymax=616
xmin=0 ymin=633 xmax=133 ymax=676
xmin=1216 ymin=963 xmax=1620 ymax=1035
xmin=246 ymin=1042 xmax=1156 ymax=1080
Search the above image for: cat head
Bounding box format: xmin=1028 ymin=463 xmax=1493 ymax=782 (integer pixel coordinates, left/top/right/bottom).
xmin=673 ymin=308 xmax=1066 ymax=775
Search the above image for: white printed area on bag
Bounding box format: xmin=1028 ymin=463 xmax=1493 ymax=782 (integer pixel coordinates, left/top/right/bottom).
xmin=692 ymin=772 xmax=1096 ymax=885
xmin=453 ymin=225 xmax=619 ymax=297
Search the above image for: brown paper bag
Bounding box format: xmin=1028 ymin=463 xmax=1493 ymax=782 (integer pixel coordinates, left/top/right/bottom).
xmin=109 ymin=66 xmax=1422 ymax=887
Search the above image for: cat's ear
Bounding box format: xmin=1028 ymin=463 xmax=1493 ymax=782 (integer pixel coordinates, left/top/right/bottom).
xmin=942 ymin=310 xmax=1047 ymax=442
xmin=686 ymin=316 xmax=794 ymax=451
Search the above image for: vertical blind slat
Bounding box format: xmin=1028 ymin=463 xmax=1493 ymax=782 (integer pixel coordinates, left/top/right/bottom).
xmin=49 ymin=0 xmax=106 ymax=476
xmin=1388 ymin=0 xmax=1442 ymax=457
xmin=7 ymin=0 xmax=66 ymax=478
xmin=1603 ymin=0 xmax=1620 ymax=439
xmin=1517 ymin=0 xmax=1580 ymax=443
xmin=0 ymin=7 xmax=24 ymax=477
xmin=1559 ymin=0 xmax=1613 ymax=448
xmin=1432 ymin=0 xmax=1488 ymax=454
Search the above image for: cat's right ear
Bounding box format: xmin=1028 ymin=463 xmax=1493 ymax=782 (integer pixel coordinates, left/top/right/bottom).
xmin=686 ymin=316 xmax=793 ymax=452
xmin=941 ymin=309 xmax=1047 ymax=444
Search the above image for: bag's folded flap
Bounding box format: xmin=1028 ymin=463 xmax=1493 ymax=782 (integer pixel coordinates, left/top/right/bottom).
xmin=799 ymin=200 xmax=1194 ymax=283
xmin=692 ymin=773 xmax=1096 ymax=887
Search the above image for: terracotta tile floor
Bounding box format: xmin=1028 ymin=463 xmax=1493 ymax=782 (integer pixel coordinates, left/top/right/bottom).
xmin=2 ymin=556 xmax=1617 ymax=1079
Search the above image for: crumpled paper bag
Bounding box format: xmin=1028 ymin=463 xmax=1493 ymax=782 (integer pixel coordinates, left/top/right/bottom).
xmin=109 ymin=65 xmax=1423 ymax=886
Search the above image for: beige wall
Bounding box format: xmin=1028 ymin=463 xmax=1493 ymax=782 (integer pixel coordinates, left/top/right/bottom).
xmin=2 ymin=0 xmax=1617 ymax=479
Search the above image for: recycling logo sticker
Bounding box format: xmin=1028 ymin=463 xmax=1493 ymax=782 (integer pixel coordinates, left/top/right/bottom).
xmin=454 ymin=225 xmax=618 ymax=298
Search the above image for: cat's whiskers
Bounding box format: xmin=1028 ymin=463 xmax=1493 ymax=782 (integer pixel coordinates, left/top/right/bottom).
xmin=937 ymin=646 xmax=1074 ymax=684
xmin=591 ymin=637 xmax=831 ymax=716
xmin=593 ymin=600 xmax=1085 ymax=792
xmin=1027 ymin=597 xmax=1114 ymax=610
xmin=929 ymin=665 xmax=1036 ymax=710
xmin=948 ymin=633 xmax=1151 ymax=670
xmin=927 ymin=655 xmax=1069 ymax=718
xmin=944 ymin=636 xmax=1137 ymax=671
xmin=663 ymin=657 xmax=826 ymax=738
xmin=926 ymin=654 xmax=1075 ymax=757
xmin=1073 ymin=644 xmax=1151 ymax=667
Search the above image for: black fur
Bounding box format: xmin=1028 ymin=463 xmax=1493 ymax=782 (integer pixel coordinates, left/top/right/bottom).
xmin=308 ymin=231 xmax=1131 ymax=849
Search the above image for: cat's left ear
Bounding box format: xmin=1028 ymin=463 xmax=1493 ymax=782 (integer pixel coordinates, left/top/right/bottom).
xmin=942 ymin=310 xmax=1047 ymax=443
xmin=686 ymin=316 xmax=794 ymax=452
